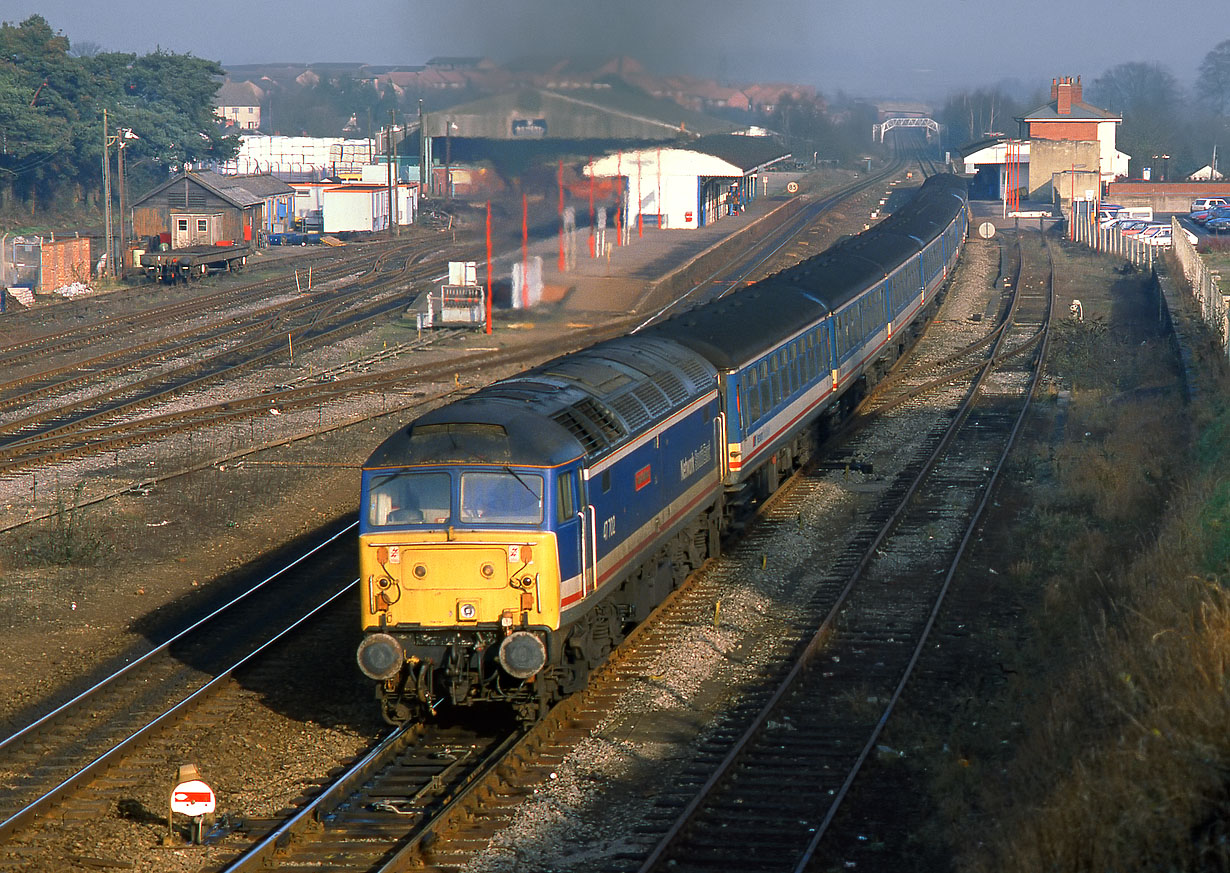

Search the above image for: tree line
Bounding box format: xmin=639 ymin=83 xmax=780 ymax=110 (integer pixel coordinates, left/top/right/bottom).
xmin=938 ymin=40 xmax=1230 ymax=182
xmin=0 ymin=15 xmax=237 ymax=220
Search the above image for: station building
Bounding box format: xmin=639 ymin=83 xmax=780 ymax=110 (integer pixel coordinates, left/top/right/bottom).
xmin=958 ymin=76 xmax=1129 ymax=208
xmin=583 ymin=135 xmax=791 ymax=229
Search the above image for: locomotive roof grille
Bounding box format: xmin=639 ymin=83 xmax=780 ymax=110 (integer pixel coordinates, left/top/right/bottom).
xmin=607 ymin=391 xmax=652 ymax=430
xmin=575 ymin=397 xmax=625 ymax=439
xmin=632 ymin=381 xmax=672 ymax=418
xmin=550 ymin=406 xmax=611 ymax=453
xmin=654 ymin=371 xmax=689 ymax=404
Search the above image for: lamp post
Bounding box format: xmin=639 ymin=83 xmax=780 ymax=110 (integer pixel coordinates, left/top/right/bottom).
xmin=444 ymin=121 xmax=457 ymax=199
xmin=1152 ymin=153 xmax=1170 ymax=182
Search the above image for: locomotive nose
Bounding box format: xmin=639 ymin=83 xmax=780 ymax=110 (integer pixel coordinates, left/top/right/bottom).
xmin=498 ymin=631 xmax=547 ymax=679
xmin=357 ymin=633 xmax=405 ymax=680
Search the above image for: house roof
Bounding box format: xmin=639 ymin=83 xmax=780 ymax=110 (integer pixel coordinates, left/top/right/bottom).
xmin=132 ymin=170 xmax=289 ymax=210
xmin=229 ymin=173 xmax=295 ymax=197
xmin=215 ymin=80 xmax=263 ymax=107
xmin=1020 ymin=101 xmax=1120 ymax=123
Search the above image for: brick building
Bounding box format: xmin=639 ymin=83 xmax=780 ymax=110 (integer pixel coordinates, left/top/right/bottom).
xmin=1018 ymin=76 xmax=1129 ymax=202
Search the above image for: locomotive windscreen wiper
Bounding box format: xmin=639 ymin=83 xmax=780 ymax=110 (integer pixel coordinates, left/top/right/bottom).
xmin=503 ymin=466 xmax=539 ymax=497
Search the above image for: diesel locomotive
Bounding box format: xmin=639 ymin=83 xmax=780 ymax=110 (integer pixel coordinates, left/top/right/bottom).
xmin=356 ymin=173 xmax=969 ymax=724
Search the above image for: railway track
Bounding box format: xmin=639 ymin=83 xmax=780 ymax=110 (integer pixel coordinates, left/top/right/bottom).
xmin=0 ymin=523 xmax=360 ymax=849
xmin=631 ymin=233 xmax=1052 ymax=871
xmin=0 ymin=169 xmax=951 ymax=869
xmin=0 ymin=167 xmax=905 ymax=493
xmin=0 ymin=250 xmax=464 ymax=474
xmin=155 ymin=232 xmax=1051 ymax=873
xmin=0 ymin=243 xmax=367 ymax=370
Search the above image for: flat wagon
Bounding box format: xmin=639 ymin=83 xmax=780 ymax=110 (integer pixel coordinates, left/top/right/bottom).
xmin=139 ymin=243 xmax=251 ymax=283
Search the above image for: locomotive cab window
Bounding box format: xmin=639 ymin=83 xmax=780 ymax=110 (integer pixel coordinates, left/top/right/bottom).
xmin=368 ymin=470 xmax=452 ymax=526
xmin=461 ymin=471 xmax=544 ymax=524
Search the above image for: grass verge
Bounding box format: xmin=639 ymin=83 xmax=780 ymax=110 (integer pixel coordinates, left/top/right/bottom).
xmin=929 ymin=248 xmax=1230 ymax=872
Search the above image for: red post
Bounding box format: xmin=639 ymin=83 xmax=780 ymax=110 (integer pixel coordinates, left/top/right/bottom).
xmin=1007 ymin=141 xmax=1012 ymax=213
xmin=1008 ymin=141 xmax=1013 ymax=213
xmin=522 ymin=193 xmax=529 ymax=309
xmin=485 ymin=200 xmax=492 ymax=335
xmin=558 ymin=160 xmax=566 ymax=271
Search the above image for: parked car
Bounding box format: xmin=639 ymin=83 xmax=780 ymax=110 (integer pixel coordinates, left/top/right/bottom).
xmin=1117 ymin=220 xmax=1150 ymax=235
xmin=1205 ymin=212 xmax=1230 ymax=233
xmin=1192 ymin=202 xmax=1230 ymax=224
xmin=1190 ymin=197 xmax=1228 ymax=216
xmin=1139 ymin=224 xmax=1199 ymax=246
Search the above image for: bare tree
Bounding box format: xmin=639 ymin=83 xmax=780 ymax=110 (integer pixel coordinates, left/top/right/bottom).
xmin=1197 ymin=40 xmax=1230 ymax=115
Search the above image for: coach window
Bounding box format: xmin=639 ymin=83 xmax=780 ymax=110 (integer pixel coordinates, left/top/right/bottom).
xmin=790 ymin=343 xmax=800 ymax=391
xmin=759 ymin=361 xmax=772 ymax=412
xmin=745 ymin=369 xmax=761 ymax=423
xmin=770 ymin=356 xmax=782 ymax=404
xmin=601 ymin=469 xmax=611 ymax=493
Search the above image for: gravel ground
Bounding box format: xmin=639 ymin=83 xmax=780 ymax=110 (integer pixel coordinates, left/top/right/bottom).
xmin=458 ymin=238 xmax=1004 ymax=872
xmin=0 ymin=180 xmax=904 ymax=870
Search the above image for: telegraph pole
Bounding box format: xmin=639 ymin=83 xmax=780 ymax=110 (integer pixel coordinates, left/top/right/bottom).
xmin=102 ymin=108 xmax=114 ymax=279
xmin=116 ymin=130 xmax=127 ymax=279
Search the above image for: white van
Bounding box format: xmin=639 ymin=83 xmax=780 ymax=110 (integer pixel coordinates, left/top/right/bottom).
xmin=1114 ymin=206 xmax=1154 ymax=222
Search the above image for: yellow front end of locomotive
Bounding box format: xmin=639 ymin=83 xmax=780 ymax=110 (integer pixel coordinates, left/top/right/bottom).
xmin=359 ymin=531 xmax=561 ymax=631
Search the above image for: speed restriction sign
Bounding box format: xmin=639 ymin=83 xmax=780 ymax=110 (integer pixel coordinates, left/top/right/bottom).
xmin=786 ymin=181 xmax=799 ymax=193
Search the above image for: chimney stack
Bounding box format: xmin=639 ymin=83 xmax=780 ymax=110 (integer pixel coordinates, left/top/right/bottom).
xmin=1057 ymin=76 xmax=1073 ymax=115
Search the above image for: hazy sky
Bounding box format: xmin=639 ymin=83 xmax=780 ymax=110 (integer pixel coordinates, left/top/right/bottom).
xmin=1 ymin=0 xmax=1220 ymax=100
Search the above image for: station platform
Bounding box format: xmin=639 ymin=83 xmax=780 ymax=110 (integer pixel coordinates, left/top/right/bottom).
xmin=968 ymin=198 xmax=1061 ymax=234
xmin=487 ymin=174 xmax=811 ymax=320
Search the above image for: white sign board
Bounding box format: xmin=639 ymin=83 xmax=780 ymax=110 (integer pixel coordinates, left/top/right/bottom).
xmin=171 ymin=779 xmax=216 ymax=816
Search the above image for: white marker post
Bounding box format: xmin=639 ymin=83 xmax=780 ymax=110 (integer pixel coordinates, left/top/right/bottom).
xmin=169 ymin=763 xmax=216 ymax=845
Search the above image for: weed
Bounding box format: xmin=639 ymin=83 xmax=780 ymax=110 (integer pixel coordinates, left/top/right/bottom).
xmin=8 ymin=483 xmax=112 ymax=567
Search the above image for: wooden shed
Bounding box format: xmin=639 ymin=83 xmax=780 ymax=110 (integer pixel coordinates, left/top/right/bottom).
xmin=131 ymin=171 xmax=268 ymax=249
